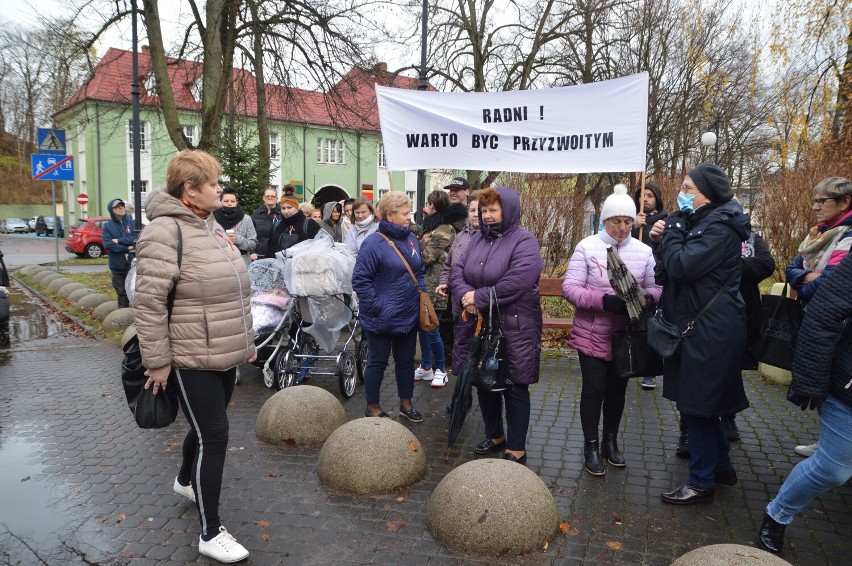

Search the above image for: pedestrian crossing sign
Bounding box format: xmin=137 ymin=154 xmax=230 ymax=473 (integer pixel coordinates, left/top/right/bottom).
xmin=37 ymin=128 xmax=66 ymax=155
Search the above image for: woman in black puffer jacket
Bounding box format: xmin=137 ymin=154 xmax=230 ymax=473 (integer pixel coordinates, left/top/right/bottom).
xmin=757 ymin=252 xmax=852 ymax=556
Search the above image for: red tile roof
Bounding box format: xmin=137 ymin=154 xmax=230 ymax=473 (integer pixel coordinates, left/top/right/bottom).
xmin=59 ymin=48 xmax=431 ymax=132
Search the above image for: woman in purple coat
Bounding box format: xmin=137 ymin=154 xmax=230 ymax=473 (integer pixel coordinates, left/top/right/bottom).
xmin=452 ymin=187 xmax=543 ymax=465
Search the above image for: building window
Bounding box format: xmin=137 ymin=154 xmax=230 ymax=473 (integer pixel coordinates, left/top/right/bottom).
xmin=377 ymin=143 xmax=386 ymax=168
xmin=129 ymin=180 xmax=149 ymax=201
xmin=182 ymin=124 xmax=195 ymax=146
xmin=128 ymin=121 xmax=147 ymax=151
xmin=190 ymin=79 xmax=203 ymax=101
xmin=377 ymin=188 xmax=389 ymax=200
xmin=269 ymin=132 xmax=279 ymax=158
xmin=316 ymin=138 xmax=346 ymax=164
xmin=143 ymin=74 xmax=157 ymax=95
xmin=406 ymin=190 xmax=416 ymax=207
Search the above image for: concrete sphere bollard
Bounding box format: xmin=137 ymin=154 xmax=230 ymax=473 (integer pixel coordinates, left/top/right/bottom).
xmin=57 ymin=282 xmax=87 ymax=298
xmin=671 ymin=544 xmax=792 ymax=565
xmin=121 ymin=325 xmax=137 ymax=348
xmin=256 ymin=385 xmax=347 ymax=447
xmin=103 ymin=308 xmax=135 ymax=330
xmin=46 ymin=277 xmax=76 ymax=294
xmin=68 ymin=287 xmax=96 ymax=303
xmin=76 ymin=293 xmax=112 ymax=312
xmin=19 ymin=265 xmax=45 ymax=276
xmin=33 ymin=271 xmax=62 ymax=286
xmin=92 ymin=300 xmax=119 ymax=320
xmin=317 ymin=418 xmax=426 ymax=495
xmin=427 ymin=459 xmax=558 ymax=556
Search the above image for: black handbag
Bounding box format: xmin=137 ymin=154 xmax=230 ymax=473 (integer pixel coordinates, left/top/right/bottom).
xmin=473 ymin=287 xmax=512 ymax=393
xmin=750 ymin=282 xmax=802 ymax=371
xmin=647 ymin=272 xmax=736 ymax=358
xmin=611 ymin=325 xmax=664 ymax=379
xmin=121 ymin=221 xmax=182 ymax=429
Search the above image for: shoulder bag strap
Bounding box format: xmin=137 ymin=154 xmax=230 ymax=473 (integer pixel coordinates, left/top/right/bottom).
xmin=684 ymin=270 xmax=737 ymax=334
xmin=166 ymin=220 xmax=183 ymax=321
xmin=377 ymin=232 xmax=418 ymax=287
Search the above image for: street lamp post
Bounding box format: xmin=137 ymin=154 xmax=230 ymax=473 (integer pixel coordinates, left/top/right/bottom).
xmin=700 ymin=119 xmax=720 ymax=164
xmin=131 ymin=0 xmax=143 ymax=232
xmin=414 ymin=0 xmax=428 ymax=225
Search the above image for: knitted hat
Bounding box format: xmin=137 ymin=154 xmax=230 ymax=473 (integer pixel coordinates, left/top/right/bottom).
xmin=687 ymin=163 xmax=733 ymax=203
xmin=600 ymin=184 xmax=637 ymax=222
xmin=279 ymin=196 xmax=299 ymax=209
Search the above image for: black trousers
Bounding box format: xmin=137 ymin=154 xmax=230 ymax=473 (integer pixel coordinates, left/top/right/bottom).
xmin=111 ymin=269 xmax=129 ymax=308
xmin=478 ymin=384 xmax=530 ymax=451
xmin=578 ymin=353 xmax=629 ymax=441
xmin=174 ymin=367 xmax=236 ymax=538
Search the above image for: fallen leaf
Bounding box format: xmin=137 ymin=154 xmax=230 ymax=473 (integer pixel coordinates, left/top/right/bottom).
xmin=610 ymin=512 xmax=623 ymax=525
xmin=283 ymin=438 xmax=296 ymax=446
xmin=227 ymin=446 xmax=245 ymax=451
xmin=396 ymin=496 xmax=405 ymax=502
xmin=228 ymin=401 xmax=237 ymax=407
xmin=96 ymin=516 xmax=109 ymax=524
xmin=408 ymin=440 xmax=419 ymax=452
xmin=311 ymin=511 xmax=321 ymax=517
xmin=605 ymin=541 xmax=622 ymax=550
xmin=260 ymin=533 xmax=270 ymax=542
xmin=477 ymin=510 xmax=489 ymax=524
xmin=264 ymin=471 xmax=280 ymax=478
xmin=119 ymin=551 xmax=135 ymax=558
xmin=543 ymin=541 xmax=549 ymax=550
xmin=386 ymin=520 xmax=406 ymax=532
xmin=255 ymin=520 xmax=271 ymax=528
xmin=116 ymin=513 xmax=127 ymax=523
xmin=559 ymin=520 xmax=570 ymax=534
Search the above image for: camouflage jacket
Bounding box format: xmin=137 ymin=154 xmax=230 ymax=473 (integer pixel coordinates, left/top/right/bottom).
xmin=421 ymin=216 xmax=466 ymax=311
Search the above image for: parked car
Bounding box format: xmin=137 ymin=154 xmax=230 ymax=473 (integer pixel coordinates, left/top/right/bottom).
xmin=0 ymin=218 xmax=30 ymax=234
xmin=35 ymin=215 xmax=64 ymax=237
xmin=65 ymin=216 xmax=110 ymax=258
xmin=28 ymin=216 xmax=37 ymax=231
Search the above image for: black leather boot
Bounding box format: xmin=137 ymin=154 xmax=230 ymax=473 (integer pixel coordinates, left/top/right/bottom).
xmin=676 ymin=416 xmax=690 ymax=458
xmin=757 ymin=513 xmax=785 ymax=555
xmin=602 ymin=433 xmax=625 ymax=467
xmin=584 ymin=440 xmax=605 ymax=476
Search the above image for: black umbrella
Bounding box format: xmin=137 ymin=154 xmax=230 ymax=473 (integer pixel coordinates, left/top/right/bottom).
xmin=445 ymin=316 xmax=483 ymax=459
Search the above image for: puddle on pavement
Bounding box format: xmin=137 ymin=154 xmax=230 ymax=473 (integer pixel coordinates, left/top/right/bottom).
xmin=6 ymin=290 xmax=67 ymax=342
xmin=0 ymin=436 xmax=110 ymax=564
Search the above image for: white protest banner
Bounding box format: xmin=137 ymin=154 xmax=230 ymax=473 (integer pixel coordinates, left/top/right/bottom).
xmin=375 ymin=73 xmax=648 ymax=173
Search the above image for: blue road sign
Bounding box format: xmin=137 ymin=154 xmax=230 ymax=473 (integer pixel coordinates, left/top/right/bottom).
xmin=32 ymin=154 xmax=74 ymax=181
xmin=37 ymin=128 xmax=66 ymax=155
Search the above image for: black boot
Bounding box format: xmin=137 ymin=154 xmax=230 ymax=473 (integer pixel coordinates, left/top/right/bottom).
xmin=757 ymin=513 xmax=785 ymax=555
xmin=602 ymin=433 xmax=625 ymax=467
xmin=676 ymin=416 xmax=690 ymax=458
xmin=584 ymin=440 xmax=605 ymax=476
xmin=722 ymin=415 xmax=740 ymax=441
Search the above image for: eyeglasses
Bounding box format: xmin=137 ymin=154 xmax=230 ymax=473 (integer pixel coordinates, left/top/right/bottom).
xmin=264 ymin=194 xmax=277 ymax=199
xmin=680 ymin=184 xmax=699 ymax=193
xmin=812 ymin=197 xmax=838 ymax=206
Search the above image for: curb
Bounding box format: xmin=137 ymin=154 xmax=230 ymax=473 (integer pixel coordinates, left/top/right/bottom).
xmin=11 ymin=272 xmax=104 ymax=340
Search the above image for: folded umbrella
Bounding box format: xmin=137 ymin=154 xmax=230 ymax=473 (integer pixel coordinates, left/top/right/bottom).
xmin=606 ymin=245 xmax=646 ymax=324
xmin=445 ymin=316 xmax=483 ymax=458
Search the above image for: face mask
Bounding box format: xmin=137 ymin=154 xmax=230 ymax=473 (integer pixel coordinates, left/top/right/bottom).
xmin=677 ymin=192 xmax=695 ymax=213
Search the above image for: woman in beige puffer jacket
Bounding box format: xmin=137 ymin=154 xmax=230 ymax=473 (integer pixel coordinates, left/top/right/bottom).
xmin=133 ymin=150 xmax=255 ymax=564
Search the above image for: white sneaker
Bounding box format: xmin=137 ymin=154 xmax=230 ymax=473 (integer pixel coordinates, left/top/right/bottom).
xmin=795 ymin=442 xmax=818 ymax=458
xmin=414 ymin=366 xmax=434 ymax=381
xmin=173 ymin=477 xmax=195 ymax=502
xmin=431 ymin=369 xmax=449 ymax=388
xmin=199 ymin=526 xmax=249 ymax=563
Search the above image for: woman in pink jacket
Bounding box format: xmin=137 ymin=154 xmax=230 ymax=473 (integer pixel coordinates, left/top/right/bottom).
xmin=563 ymin=184 xmax=662 ymax=476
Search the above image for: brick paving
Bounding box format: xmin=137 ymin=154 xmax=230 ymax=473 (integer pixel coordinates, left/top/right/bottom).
xmin=1 ymin=284 xmax=850 ymax=565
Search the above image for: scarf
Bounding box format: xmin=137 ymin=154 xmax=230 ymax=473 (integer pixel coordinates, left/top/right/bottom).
xmin=181 ymin=198 xmax=211 ymax=220
xmin=798 ymin=211 xmax=852 ymax=271
xmin=353 ymin=214 xmax=375 ymax=235
xmin=213 ymin=205 xmax=245 ymax=230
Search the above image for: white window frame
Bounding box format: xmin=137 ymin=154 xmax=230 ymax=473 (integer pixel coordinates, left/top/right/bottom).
xmin=377 ymin=188 xmax=389 ymax=200
xmin=377 ymin=143 xmax=386 ymax=168
xmin=190 ymin=79 xmax=203 ymax=101
xmin=182 ymin=124 xmax=196 ymax=146
xmin=143 ymin=74 xmax=157 ymax=95
xmin=269 ymin=132 xmax=279 ymax=158
xmin=316 ymin=137 xmax=346 ymax=164
xmin=129 ymin=180 xmax=149 ymax=202
xmin=128 ymin=120 xmax=148 ymax=152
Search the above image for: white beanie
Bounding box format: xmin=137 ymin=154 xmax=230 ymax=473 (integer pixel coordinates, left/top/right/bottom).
xmin=600 ymin=184 xmax=637 ymax=222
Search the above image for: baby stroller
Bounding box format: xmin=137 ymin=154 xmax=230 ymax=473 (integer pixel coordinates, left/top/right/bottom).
xmin=248 ymin=259 xmax=296 ymax=389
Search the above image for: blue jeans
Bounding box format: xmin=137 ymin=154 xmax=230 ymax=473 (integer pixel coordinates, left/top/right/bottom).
xmin=767 ymin=395 xmax=852 ymax=524
xmin=682 ymin=413 xmax=733 ymax=489
xmin=363 ymin=329 xmax=417 ymax=405
xmin=418 ymin=321 xmax=446 ymax=372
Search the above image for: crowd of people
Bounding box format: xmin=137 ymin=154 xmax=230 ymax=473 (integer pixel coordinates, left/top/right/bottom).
xmin=126 ymin=149 xmax=851 ymax=563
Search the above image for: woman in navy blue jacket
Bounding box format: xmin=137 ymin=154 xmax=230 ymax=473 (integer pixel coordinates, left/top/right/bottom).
xmin=352 ymin=192 xmax=427 ymax=422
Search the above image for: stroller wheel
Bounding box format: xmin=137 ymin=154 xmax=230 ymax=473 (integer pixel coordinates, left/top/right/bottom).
xmin=262 ymin=356 xmax=277 ymax=389
xmin=338 ymin=351 xmax=357 ymax=398
xmin=355 ymin=339 xmax=368 ymax=384
xmin=274 ymin=349 xmax=297 ymax=391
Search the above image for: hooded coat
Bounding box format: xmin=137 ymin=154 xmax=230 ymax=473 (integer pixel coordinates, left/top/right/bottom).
xmin=631 ymin=184 xmax=667 ymax=249
xmin=451 ymin=187 xmax=543 ymax=385
xmin=658 ymin=199 xmax=751 ymax=416
xmin=319 ymin=202 xmax=344 ymax=243
xmin=353 ymin=220 xmax=426 ymax=335
xmin=269 ymin=209 xmax=320 ymax=254
xmin=421 ymin=203 xmax=468 ymax=310
xmin=133 ymin=190 xmax=255 ymax=371
xmin=102 ymin=198 xmax=136 ymax=272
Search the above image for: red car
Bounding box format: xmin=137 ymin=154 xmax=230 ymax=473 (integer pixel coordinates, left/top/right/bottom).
xmin=65 ymin=216 xmax=110 ymax=258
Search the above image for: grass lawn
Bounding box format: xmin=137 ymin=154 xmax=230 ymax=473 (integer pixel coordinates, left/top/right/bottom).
xmin=58 ymin=257 xmax=108 ymax=266
xmin=61 ymin=271 xmax=114 ymax=296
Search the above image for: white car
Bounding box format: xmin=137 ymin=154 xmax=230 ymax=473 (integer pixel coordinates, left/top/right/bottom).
xmin=28 ymin=217 xmax=37 ymax=231
xmin=1 ymin=218 xmax=30 ymax=234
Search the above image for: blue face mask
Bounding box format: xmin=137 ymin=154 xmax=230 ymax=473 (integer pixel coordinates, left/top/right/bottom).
xmin=677 ymin=192 xmax=695 ymax=213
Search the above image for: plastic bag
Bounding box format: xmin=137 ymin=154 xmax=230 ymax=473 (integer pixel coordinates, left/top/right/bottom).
xmin=279 ymin=231 xmax=356 ymax=297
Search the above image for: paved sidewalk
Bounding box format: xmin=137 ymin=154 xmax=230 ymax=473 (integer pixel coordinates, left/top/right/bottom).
xmin=0 ymin=307 xmax=849 ymax=564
